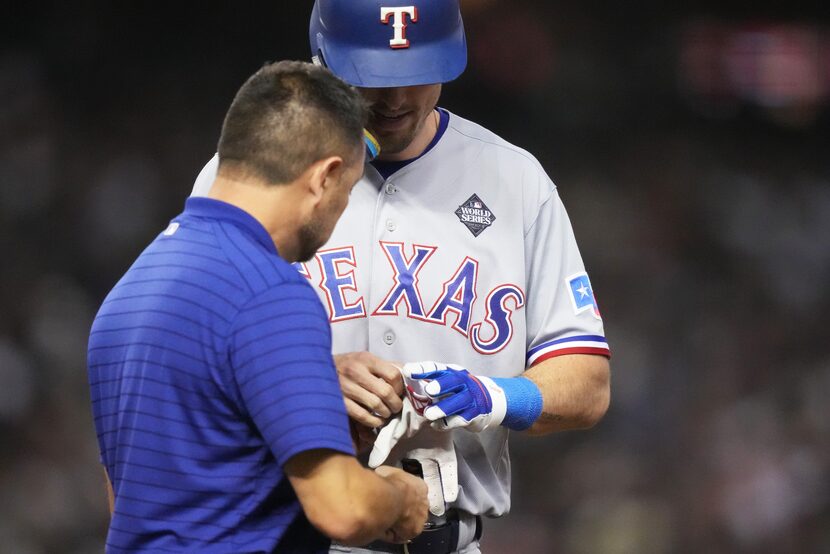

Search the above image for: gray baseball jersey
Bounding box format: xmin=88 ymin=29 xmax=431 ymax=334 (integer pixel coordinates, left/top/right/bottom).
xmin=191 ymin=110 xmax=610 ymax=517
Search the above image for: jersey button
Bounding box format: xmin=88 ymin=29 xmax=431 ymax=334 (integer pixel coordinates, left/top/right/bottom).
xmin=385 ymin=219 xmax=397 ymax=232
xmin=385 ymin=183 xmax=397 ymax=195
xmin=383 ymin=332 xmax=396 ymax=345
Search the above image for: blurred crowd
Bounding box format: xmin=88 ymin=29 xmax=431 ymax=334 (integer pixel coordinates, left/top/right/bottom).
xmin=1 ymin=2 xmax=827 ymax=553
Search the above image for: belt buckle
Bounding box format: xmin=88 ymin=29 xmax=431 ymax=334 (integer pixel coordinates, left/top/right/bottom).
xmin=423 ymin=519 xmax=446 ymax=531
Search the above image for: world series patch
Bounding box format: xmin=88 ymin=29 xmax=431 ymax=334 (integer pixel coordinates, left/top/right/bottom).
xmin=455 ymin=194 xmax=496 ymax=237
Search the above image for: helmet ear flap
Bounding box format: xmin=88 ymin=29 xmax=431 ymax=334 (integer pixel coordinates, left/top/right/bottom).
xmin=311 ymin=49 xmax=327 ymax=69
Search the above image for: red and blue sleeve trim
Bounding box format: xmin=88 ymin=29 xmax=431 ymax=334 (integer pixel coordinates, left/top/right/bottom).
xmin=527 ymin=334 xmax=611 ymax=366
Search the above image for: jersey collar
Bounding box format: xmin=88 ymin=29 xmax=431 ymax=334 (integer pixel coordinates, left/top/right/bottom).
xmin=370 ymin=108 xmax=450 ymax=180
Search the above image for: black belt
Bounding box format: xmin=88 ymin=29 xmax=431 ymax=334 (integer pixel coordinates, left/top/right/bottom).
xmin=363 ymin=514 xmax=482 ymax=554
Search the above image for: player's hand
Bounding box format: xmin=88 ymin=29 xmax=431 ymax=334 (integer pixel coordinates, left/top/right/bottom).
xmin=375 ymin=465 xmax=429 ymax=543
xmin=334 ymin=352 xmax=404 ymax=429
xmin=412 ymin=367 xmax=508 ymax=433
xmin=399 ymin=361 xmax=443 ymax=414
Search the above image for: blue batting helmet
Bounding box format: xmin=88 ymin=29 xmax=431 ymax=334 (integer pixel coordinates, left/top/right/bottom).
xmin=309 ymin=0 xmax=467 ymax=88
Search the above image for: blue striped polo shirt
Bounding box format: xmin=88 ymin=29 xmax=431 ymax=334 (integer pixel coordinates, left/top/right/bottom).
xmin=88 ymin=197 xmax=354 ymax=553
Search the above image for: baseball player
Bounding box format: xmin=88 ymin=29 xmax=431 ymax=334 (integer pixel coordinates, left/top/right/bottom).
xmin=192 ymin=2 xmax=611 ymax=553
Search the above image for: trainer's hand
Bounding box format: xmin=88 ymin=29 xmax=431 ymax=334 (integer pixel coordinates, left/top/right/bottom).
xmin=349 ymin=419 xmax=378 ymax=454
xmin=368 ymin=396 xmax=429 ymax=468
xmin=375 ymin=465 xmax=429 ymax=543
xmin=413 ymin=367 xmax=508 ymax=433
xmin=335 ymin=352 xmax=404 ymax=428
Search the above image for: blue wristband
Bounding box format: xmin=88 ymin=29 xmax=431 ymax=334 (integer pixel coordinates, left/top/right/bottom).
xmin=491 ymin=377 xmax=543 ymax=431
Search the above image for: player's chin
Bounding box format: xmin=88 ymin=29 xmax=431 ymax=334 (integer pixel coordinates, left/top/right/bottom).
xmin=369 ymin=117 xmax=415 ymax=143
xmin=369 ymin=129 xmax=416 ymax=156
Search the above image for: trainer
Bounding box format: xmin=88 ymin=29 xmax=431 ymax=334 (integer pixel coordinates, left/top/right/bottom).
xmin=87 ymin=60 xmax=428 ymax=553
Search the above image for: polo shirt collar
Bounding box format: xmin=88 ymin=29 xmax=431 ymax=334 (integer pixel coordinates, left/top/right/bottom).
xmin=183 ymin=197 xmax=278 ymax=255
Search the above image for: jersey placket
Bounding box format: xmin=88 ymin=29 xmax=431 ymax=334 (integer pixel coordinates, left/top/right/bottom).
xmin=368 ymin=172 xmax=403 ymax=354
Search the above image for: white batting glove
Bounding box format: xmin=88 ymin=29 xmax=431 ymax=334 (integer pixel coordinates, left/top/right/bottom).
xmin=368 ymin=396 xmax=428 ymax=469
xmin=406 ymin=444 xmax=459 ymax=517
xmin=369 ymin=362 xmax=461 ymax=516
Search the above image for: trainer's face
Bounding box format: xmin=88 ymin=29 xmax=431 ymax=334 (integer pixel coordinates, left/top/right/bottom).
xmin=360 ymin=84 xmax=442 ymax=159
xmin=296 ymin=148 xmax=364 ymax=262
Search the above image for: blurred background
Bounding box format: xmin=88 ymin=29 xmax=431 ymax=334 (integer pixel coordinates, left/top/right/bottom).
xmin=1 ymin=1 xmax=828 ymax=553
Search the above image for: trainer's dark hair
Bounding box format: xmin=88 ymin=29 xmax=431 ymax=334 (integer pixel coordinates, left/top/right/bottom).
xmin=217 ymin=60 xmax=367 ymax=184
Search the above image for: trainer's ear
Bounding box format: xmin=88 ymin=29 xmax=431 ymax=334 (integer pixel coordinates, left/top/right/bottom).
xmin=305 ymin=156 xmax=344 ymax=203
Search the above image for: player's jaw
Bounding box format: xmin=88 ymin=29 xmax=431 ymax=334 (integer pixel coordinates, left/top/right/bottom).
xmin=360 ymin=84 xmax=442 ymax=159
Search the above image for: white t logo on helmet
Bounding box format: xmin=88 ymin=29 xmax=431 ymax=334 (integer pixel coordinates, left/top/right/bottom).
xmin=380 ymin=6 xmax=418 ymax=49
